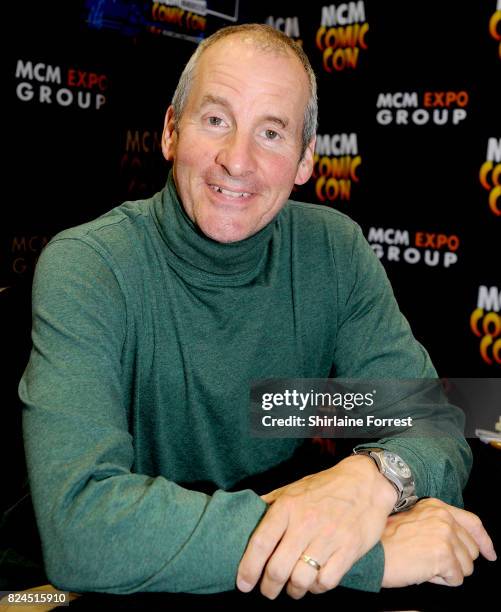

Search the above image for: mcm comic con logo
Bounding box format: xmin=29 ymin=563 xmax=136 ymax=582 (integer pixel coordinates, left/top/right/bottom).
xmin=149 ymin=0 xmax=240 ymax=41
xmin=490 ymin=0 xmax=501 ymax=59
xmin=266 ymin=15 xmax=302 ymax=45
xmin=479 ymin=137 xmax=501 ymax=216
xmin=313 ymin=133 xmax=361 ymax=203
xmin=470 ymin=286 xmax=501 ymax=366
xmin=151 ymin=0 xmax=207 ymax=39
xmin=121 ymin=128 xmax=163 ymax=197
xmin=316 ymin=2 xmax=368 ymax=72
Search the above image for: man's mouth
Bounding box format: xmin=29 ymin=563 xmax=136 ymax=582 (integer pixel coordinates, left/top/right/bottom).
xmin=208 ymin=184 xmax=253 ymax=199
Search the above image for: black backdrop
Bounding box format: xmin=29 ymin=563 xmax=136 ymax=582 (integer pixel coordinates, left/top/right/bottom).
xmin=2 ymin=0 xmax=500 ymax=594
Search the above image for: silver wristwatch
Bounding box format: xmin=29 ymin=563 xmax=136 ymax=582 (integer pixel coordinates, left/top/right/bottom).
xmin=352 ymin=447 xmax=418 ymax=513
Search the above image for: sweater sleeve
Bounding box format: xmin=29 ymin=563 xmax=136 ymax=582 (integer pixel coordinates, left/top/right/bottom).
xmin=19 ymin=238 xmax=268 ymax=595
xmin=332 ymin=225 xmax=472 ymax=592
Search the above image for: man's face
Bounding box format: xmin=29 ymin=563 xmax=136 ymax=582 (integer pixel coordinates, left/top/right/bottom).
xmin=162 ymin=36 xmax=315 ymax=243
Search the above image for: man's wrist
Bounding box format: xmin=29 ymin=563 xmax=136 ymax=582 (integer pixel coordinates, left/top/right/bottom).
xmin=341 ymin=454 xmax=398 ymax=513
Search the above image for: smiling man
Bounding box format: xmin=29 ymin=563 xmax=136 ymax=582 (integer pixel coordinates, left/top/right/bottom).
xmin=162 ymin=33 xmax=313 ymax=244
xmin=19 ymin=24 xmax=495 ymax=602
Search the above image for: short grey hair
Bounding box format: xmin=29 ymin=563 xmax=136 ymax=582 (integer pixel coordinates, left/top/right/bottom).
xmin=171 ymin=23 xmax=318 ymax=160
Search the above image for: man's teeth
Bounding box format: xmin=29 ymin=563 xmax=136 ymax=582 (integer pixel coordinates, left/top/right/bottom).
xmin=210 ymin=185 xmax=251 ymax=198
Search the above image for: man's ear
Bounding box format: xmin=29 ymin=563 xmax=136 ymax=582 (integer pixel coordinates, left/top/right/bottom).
xmin=294 ymin=136 xmax=316 ymax=186
xmin=162 ymin=105 xmax=177 ymax=162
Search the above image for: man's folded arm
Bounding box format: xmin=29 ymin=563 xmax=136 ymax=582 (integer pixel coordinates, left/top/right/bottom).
xmin=20 ymin=239 xmax=267 ymax=595
xmin=330 ymin=225 xmax=472 ymax=590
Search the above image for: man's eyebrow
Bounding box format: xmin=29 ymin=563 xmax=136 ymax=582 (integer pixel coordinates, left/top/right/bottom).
xmin=199 ymin=94 xmax=232 ymax=110
xmin=262 ymin=115 xmax=289 ymax=130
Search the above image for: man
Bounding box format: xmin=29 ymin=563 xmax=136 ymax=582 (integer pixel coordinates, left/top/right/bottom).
xmin=19 ymin=24 xmax=496 ymax=600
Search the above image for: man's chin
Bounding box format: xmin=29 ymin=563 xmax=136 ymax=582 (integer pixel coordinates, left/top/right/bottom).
xmin=196 ymin=219 xmax=255 ymax=244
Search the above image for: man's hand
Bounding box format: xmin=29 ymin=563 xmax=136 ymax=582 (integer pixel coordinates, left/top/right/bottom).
xmin=236 ymin=454 xmax=397 ymax=599
xmin=380 ymin=498 xmax=497 ymax=588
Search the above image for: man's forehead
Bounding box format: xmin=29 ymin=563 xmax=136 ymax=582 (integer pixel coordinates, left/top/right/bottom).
xmin=191 ymin=38 xmax=307 ymax=105
xmin=205 ymin=33 xmax=294 ymax=58
xmin=198 ymin=34 xmax=303 ymax=76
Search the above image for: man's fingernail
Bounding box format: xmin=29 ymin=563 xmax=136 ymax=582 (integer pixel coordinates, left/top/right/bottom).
xmin=237 ymin=577 xmax=252 ymax=592
xmin=490 ymin=549 xmax=497 ymax=561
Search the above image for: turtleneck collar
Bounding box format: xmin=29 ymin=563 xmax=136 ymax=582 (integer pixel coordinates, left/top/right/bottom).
xmin=152 ymin=170 xmax=278 ymax=286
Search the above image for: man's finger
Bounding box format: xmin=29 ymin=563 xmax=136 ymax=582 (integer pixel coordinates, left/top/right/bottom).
xmin=258 ymin=527 xmax=311 ymax=599
xmin=307 ymin=546 xmax=355 ymax=594
xmin=454 ymin=521 xmax=480 ymax=562
xmin=237 ymin=505 xmax=288 ymax=592
xmin=284 ymin=544 xmax=333 ymax=599
xmin=260 ymin=490 xmax=280 ymax=504
xmin=436 ymin=557 xmax=465 ymax=587
xmin=428 ymin=575 xmax=450 ymax=586
xmin=286 ymin=571 xmax=316 ymax=600
xmin=448 ymin=527 xmax=475 ymax=579
xmin=445 ymin=506 xmax=497 ymax=561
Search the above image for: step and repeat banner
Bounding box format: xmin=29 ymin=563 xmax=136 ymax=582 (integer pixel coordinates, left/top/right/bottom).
xmin=3 ymin=1 xmax=500 ymax=496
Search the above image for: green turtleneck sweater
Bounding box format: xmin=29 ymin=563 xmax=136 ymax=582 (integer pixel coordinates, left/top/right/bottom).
xmin=19 ymin=172 xmax=472 ymax=595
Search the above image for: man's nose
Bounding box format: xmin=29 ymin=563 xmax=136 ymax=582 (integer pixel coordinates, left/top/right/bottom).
xmin=215 ymin=130 xmax=257 ymax=177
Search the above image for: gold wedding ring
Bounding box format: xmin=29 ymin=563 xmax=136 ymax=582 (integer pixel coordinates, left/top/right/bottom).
xmin=300 ymin=554 xmax=321 ymax=571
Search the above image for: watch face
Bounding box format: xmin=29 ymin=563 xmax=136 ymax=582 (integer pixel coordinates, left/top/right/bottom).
xmin=385 ymin=451 xmax=412 ymax=478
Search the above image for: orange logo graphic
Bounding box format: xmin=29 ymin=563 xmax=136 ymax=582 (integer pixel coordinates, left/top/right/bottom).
xmin=470 ymin=286 xmax=501 ymax=366
xmin=479 ymin=138 xmax=501 ymax=216
xmin=489 ymin=4 xmax=501 ymax=59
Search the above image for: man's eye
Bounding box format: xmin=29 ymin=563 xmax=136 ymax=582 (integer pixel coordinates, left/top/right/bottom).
xmin=208 ymin=116 xmax=223 ymax=126
xmin=264 ymin=129 xmax=280 ymax=140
